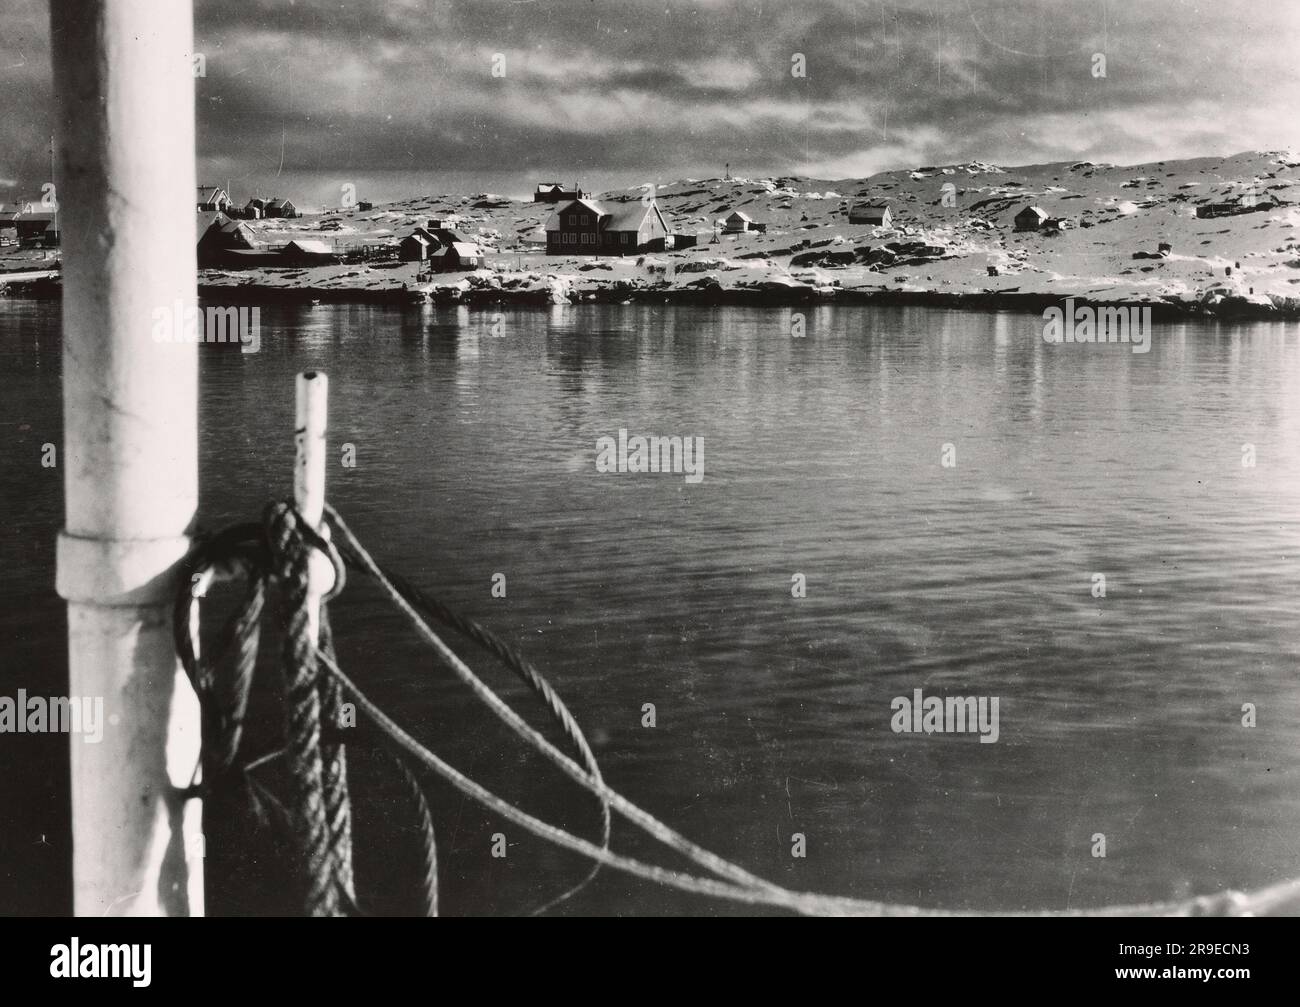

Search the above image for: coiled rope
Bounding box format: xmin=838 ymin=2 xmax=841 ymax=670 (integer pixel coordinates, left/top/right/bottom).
xmin=177 ymin=501 xmax=1300 ymax=917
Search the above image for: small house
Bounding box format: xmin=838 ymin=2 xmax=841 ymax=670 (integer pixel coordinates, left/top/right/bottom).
xmin=399 ymin=228 xmax=437 ymax=261
xmin=198 ymin=218 xmax=260 ymax=267
xmin=282 ymin=239 xmax=338 ymax=265
xmin=427 ymin=241 xmax=482 ymax=272
xmin=722 ymin=210 xmax=755 ymax=233
xmin=243 ymin=197 xmax=266 ymax=219
xmin=848 ymin=200 xmax=892 ymax=227
xmin=15 ymin=211 xmax=56 ymax=246
xmin=1014 ymin=206 xmax=1049 ymax=231
xmin=534 ymin=182 xmax=584 ymax=203
xmin=357 ymin=200 xmax=374 ymax=212
xmin=265 ymin=197 xmax=299 ymax=219
xmin=197 ymin=186 xmax=231 ymax=213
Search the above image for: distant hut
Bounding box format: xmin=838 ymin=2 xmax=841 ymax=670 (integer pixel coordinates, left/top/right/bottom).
xmin=15 ymin=211 xmax=57 ymax=246
xmin=357 ymin=200 xmax=374 ymax=212
xmin=427 ymin=241 xmax=482 ymax=272
xmin=533 ymin=181 xmax=584 ymax=203
xmin=265 ymin=197 xmax=299 ymax=219
xmin=399 ymin=227 xmax=437 ymax=261
xmin=848 ymin=200 xmax=892 ymax=226
xmin=197 ymin=218 xmax=260 ymax=267
xmin=1014 ymin=206 xmax=1049 ymax=231
xmin=722 ymin=210 xmax=755 ymax=233
xmin=197 ymin=185 xmax=231 ymax=213
xmin=282 ymin=238 xmax=338 ymax=265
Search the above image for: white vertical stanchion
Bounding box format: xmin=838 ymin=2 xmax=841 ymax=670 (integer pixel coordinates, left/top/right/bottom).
xmin=295 ymin=371 xmax=334 ymax=639
xmin=51 ymin=0 xmax=203 ymax=915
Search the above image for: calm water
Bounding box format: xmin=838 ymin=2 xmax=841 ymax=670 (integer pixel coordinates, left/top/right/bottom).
xmin=3 ymin=299 xmax=1299 ymax=916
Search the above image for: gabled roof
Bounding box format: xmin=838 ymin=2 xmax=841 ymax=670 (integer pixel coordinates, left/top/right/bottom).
xmin=266 ymin=197 xmax=295 ymax=208
xmin=402 ymin=227 xmax=436 ymax=245
xmin=196 ymin=210 xmax=226 ymax=236
xmin=724 ymin=209 xmax=754 ymax=222
xmin=1015 ymin=205 xmax=1048 ymax=219
xmin=285 ymin=239 xmax=333 ymax=255
xmin=605 ymin=200 xmax=669 ymax=232
xmin=437 ymin=241 xmax=481 ymax=258
xmin=544 ymin=197 xmax=608 ymax=230
xmin=197 ymin=185 xmax=227 ymax=202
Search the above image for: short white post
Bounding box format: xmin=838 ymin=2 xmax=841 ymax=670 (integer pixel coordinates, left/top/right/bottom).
xmin=51 ymin=0 xmax=202 ymax=915
xmin=295 ymin=371 xmax=335 ymax=636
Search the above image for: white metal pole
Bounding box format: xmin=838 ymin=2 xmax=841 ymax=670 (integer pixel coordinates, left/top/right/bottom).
xmin=51 ymin=0 xmax=202 ymax=916
xmin=295 ymin=371 xmax=334 ymax=639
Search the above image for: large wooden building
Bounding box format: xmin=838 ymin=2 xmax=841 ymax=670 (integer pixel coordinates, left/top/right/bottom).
xmin=545 ymin=197 xmax=672 ymax=255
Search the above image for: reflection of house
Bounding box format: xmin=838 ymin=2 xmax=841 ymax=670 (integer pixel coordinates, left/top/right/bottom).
xmin=1014 ymin=206 xmax=1048 ymax=231
xmin=533 ymin=181 xmax=584 ymax=203
xmin=197 ymin=186 xmax=231 ymax=212
xmin=545 ymin=198 xmax=672 ymax=255
xmin=848 ymin=200 xmax=891 ymax=226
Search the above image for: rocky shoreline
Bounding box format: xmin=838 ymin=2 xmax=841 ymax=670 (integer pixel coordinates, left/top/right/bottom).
xmin=0 ymin=272 xmax=1291 ymax=320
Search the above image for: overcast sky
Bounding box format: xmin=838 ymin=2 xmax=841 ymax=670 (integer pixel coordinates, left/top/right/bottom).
xmin=2 ymin=0 xmax=1297 ymax=204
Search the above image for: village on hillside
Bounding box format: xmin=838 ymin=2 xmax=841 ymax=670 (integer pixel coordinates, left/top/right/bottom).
xmin=3 ymin=150 xmax=1299 ymax=316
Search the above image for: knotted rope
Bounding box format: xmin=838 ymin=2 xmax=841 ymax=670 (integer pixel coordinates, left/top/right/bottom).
xmin=177 ymin=502 xmax=1300 ymax=917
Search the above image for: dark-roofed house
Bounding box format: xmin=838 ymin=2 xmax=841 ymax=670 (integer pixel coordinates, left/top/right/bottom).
xmin=601 ymin=200 xmax=671 ymax=253
xmin=15 ymin=210 xmax=56 ymax=246
xmin=399 ymin=228 xmax=436 ymax=261
xmin=545 ymin=197 xmax=673 ymax=255
xmin=534 ymin=182 xmax=584 ymax=203
xmin=282 ymin=239 xmax=339 ymax=265
xmin=198 ymin=218 xmax=261 ymax=267
xmin=848 ymin=200 xmax=892 ymax=226
xmin=196 ymin=210 xmax=226 ymax=241
xmin=545 ymin=198 xmax=607 ymax=254
xmin=427 ymin=241 xmax=482 ymax=272
xmin=197 ymin=186 xmax=231 ymax=213
xmin=264 ymin=198 xmax=299 ymax=219
xmin=1014 ymin=206 xmax=1049 ymax=231
xmin=243 ymin=197 xmax=266 ymax=219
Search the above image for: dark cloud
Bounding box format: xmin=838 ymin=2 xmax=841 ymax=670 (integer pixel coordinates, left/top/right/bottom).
xmin=0 ymin=0 xmax=1296 ymax=202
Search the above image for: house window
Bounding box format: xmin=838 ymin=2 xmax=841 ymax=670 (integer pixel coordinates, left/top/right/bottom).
xmin=621 ymin=233 xmax=629 ymax=244
xmin=569 ymin=215 xmax=576 ymax=225
xmin=581 ymin=215 xmax=589 ymax=225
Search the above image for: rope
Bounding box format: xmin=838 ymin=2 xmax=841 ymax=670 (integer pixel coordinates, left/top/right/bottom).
xmin=319 ymin=504 xmax=1300 ymax=918
xmin=177 ymin=501 xmax=1300 ymax=917
xmin=266 ymin=502 xmax=347 ymax=916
